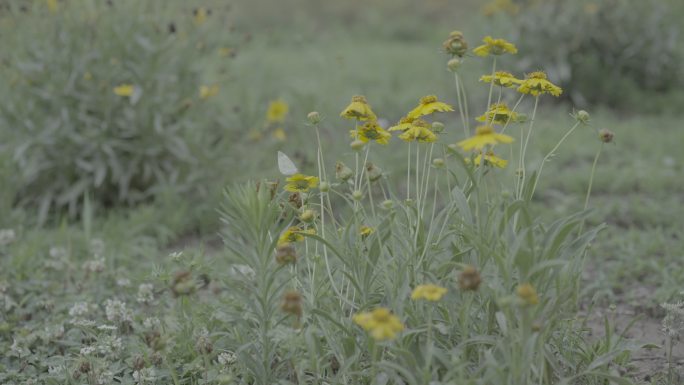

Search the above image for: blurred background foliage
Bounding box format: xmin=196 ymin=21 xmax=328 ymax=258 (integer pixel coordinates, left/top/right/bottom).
xmin=0 ymin=0 xmax=682 ymax=227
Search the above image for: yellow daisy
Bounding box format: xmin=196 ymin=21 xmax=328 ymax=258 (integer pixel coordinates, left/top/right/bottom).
xmin=517 ymin=71 xmax=562 ymax=97
xmin=479 ymin=71 xmax=522 ymax=88
xmin=359 ymin=225 xmax=375 ymax=238
xmin=284 ymin=174 xmax=319 ymax=192
xmin=476 ymin=103 xmax=525 ymax=125
xmin=113 ymin=84 xmax=135 ymax=97
xmin=353 ymin=308 xmax=404 ymax=341
xmin=199 ymin=85 xmax=219 ymax=100
xmin=467 ymin=151 xmax=508 ymax=168
xmin=340 ymin=95 xmax=377 ymax=121
xmin=278 ymin=226 xmax=316 ymax=246
xmin=398 ymin=119 xmax=437 ymax=143
xmin=271 ymin=127 xmax=286 ymax=141
xmin=407 ymin=95 xmax=454 ymax=119
xmin=388 ymin=116 xmax=415 ymax=132
xmin=516 ymin=283 xmax=539 ymax=305
xmin=411 ymin=284 xmax=448 ymax=301
xmin=267 ymin=100 xmax=289 ymax=123
xmin=350 ymin=121 xmax=391 ymax=145
xmin=457 ymin=125 xmax=514 ymax=151
xmin=473 ymin=36 xmax=518 ymax=57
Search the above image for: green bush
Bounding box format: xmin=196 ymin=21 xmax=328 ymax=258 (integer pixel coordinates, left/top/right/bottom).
xmin=508 ymin=0 xmax=682 ymax=110
xmin=0 ymin=0 xmax=235 ymax=221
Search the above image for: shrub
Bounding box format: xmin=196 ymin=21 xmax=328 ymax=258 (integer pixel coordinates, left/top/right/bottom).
xmin=0 ymin=0 xmax=236 ymax=221
xmin=505 ymin=0 xmax=682 ymax=110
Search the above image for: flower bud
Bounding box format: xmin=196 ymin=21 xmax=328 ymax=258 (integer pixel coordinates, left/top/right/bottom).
xmin=432 ymin=158 xmax=445 ymax=168
xmin=447 ymin=143 xmax=459 ymax=153
xmin=443 ymin=31 xmax=468 ymax=57
xmin=365 ymin=162 xmax=383 ymax=182
xmin=352 ymin=190 xmax=363 ymax=201
xmin=319 ymin=181 xmax=330 ymax=192
xmin=575 ymin=110 xmax=590 ymax=125
xmin=299 ymin=209 xmax=316 ymax=223
xmin=598 ymin=128 xmax=614 ymax=143
xmin=350 ymin=139 xmax=365 ymax=151
xmin=281 ymin=291 xmax=303 ymax=317
xmin=335 ymin=161 xmax=353 ymax=181
xmin=516 ymin=283 xmax=539 ymax=305
xmin=381 ymin=199 xmax=394 ymax=210
xmin=431 ymin=121 xmax=445 ymax=133
xmin=307 ymin=111 xmax=321 ymax=125
xmin=447 ymin=58 xmax=462 ymax=72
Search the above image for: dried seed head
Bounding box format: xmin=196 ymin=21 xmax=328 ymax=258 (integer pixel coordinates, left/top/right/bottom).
xmin=335 ymin=161 xmax=354 ymax=181
xmin=458 ymin=265 xmax=482 ymax=291
xmin=171 ymin=270 xmax=196 ymax=297
xmin=365 ymin=162 xmax=383 ymax=182
xmin=275 ymin=243 xmax=297 ymax=265
xmin=132 ymin=355 xmax=146 ymax=371
xmin=598 ymin=128 xmax=614 ymax=143
xmin=288 ymin=192 xmax=303 ymax=208
xmin=443 ymin=30 xmax=468 ymax=57
xmin=299 ymin=209 xmax=317 ymax=223
xmin=575 ymin=110 xmax=590 ymax=125
xmin=281 ymin=290 xmax=303 ymax=317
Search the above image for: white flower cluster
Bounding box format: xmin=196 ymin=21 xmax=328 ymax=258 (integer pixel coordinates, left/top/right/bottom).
xmin=0 ymin=229 xmax=16 ymax=246
xmin=105 ymin=299 xmax=133 ymax=323
xmin=83 ymin=256 xmax=106 ymax=273
xmin=137 ymin=283 xmax=155 ymax=304
xmin=218 ymin=351 xmax=237 ymax=366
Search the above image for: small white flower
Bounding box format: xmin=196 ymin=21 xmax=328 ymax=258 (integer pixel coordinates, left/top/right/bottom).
xmin=0 ymin=229 xmax=16 ymax=246
xmin=69 ymin=302 xmax=91 ymax=317
xmin=48 ymin=365 xmax=64 ymax=375
xmin=49 ymin=246 xmax=68 ymax=259
xmin=133 ymin=367 xmax=156 ymax=383
xmin=218 ymin=351 xmax=237 ymax=366
xmin=116 ymin=278 xmax=131 ymax=287
xmin=97 ymin=324 xmax=118 ymax=331
xmin=169 ymin=251 xmax=184 ymax=261
xmin=83 ymin=257 xmax=106 ymax=273
xmin=96 ymin=370 xmax=114 ymax=385
xmin=137 ymin=283 xmax=154 ymax=304
xmin=80 ymin=346 xmax=96 ymax=356
xmin=72 ymin=318 xmax=96 ymax=327
xmin=105 ymin=299 xmax=133 ymax=323
xmin=45 ymin=324 xmax=65 ymax=340
xmin=143 ymin=317 xmax=161 ymax=330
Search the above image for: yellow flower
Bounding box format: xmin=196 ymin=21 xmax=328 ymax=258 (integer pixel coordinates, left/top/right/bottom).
xmin=340 ymin=95 xmax=377 ymax=121
xmin=46 ymin=0 xmax=59 ymax=13
xmin=267 ymin=100 xmax=289 ymax=123
xmin=517 ymin=71 xmax=562 ymax=97
xmin=193 ymin=7 xmax=208 ymax=25
xmin=456 ymin=125 xmax=514 ymax=151
xmin=218 ymin=47 xmax=233 ymax=57
xmin=353 ymin=308 xmax=404 ymax=341
xmin=479 ymin=71 xmax=522 ymax=88
xmin=350 ymin=121 xmax=391 ymax=145
xmin=397 ymin=119 xmax=437 ymax=143
xmin=473 ymin=36 xmax=518 ymax=57
xmin=516 ymin=283 xmax=539 ymax=305
xmin=83 ymin=72 xmax=93 ymax=81
xmin=113 ymin=84 xmax=135 ymax=97
xmin=272 ymin=127 xmax=286 ymax=141
xmin=407 ymin=95 xmax=454 ymax=119
xmin=467 ymin=151 xmax=508 ymax=168
xmin=199 ymin=85 xmax=219 ymax=100
xmin=476 ymin=103 xmax=524 ymax=125
xmin=284 ymin=174 xmax=319 ymax=192
xmin=359 ymin=225 xmax=375 ymax=238
xmin=388 ymin=116 xmax=415 ymax=132
xmin=411 ymin=284 xmax=448 ymax=301
xmin=278 ymin=226 xmax=316 ymax=246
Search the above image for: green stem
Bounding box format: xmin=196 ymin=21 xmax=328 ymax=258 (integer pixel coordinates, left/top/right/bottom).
xmin=530 ymin=122 xmax=580 ymax=198
xmin=578 ymin=143 xmax=603 ymax=235
xmin=517 ymin=96 xmax=539 ymax=200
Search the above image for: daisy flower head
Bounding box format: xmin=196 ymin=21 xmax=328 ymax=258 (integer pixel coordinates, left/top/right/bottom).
xmin=353 ymin=308 xmax=404 ymax=341
xmin=473 ymin=36 xmax=518 ymax=57
xmin=340 ymin=95 xmax=377 ymax=121
xmin=476 ymin=103 xmax=525 ymax=125
xmin=517 ymin=71 xmax=562 ymax=97
xmin=397 ymin=119 xmax=437 ymax=143
xmin=388 ymin=116 xmax=415 ymax=132
xmin=278 ymin=226 xmax=316 ymax=246
xmin=199 ymin=85 xmax=219 ymax=100
xmin=407 ymin=95 xmax=454 ymax=119
xmin=411 ymin=284 xmax=448 ymax=301
xmin=467 ymin=151 xmax=508 ymax=168
xmin=267 ymin=99 xmax=289 ymax=123
xmin=457 ymin=125 xmax=514 ymax=151
xmin=113 ymin=84 xmax=135 ymax=97
xmin=284 ymin=173 xmax=319 ymax=192
xmin=479 ymin=71 xmax=522 ymax=88
xmin=359 ymin=225 xmax=375 ymax=238
xmin=516 ymin=283 xmax=539 ymax=305
xmin=350 ymin=121 xmax=391 ymax=145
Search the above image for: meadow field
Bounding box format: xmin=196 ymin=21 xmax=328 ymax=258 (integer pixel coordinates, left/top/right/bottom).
xmin=1 ymin=0 xmax=683 ymax=384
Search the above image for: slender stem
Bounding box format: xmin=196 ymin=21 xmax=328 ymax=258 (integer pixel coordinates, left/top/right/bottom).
xmin=407 ymin=142 xmax=411 ymax=200
xmin=578 ymin=143 xmax=603 ymax=235
xmin=454 ymin=73 xmax=468 ymax=137
xmin=517 ymin=96 xmax=539 ymax=199
xmin=530 ymin=122 xmax=580 ymax=198
xmin=486 ymin=58 xmax=497 ymax=110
